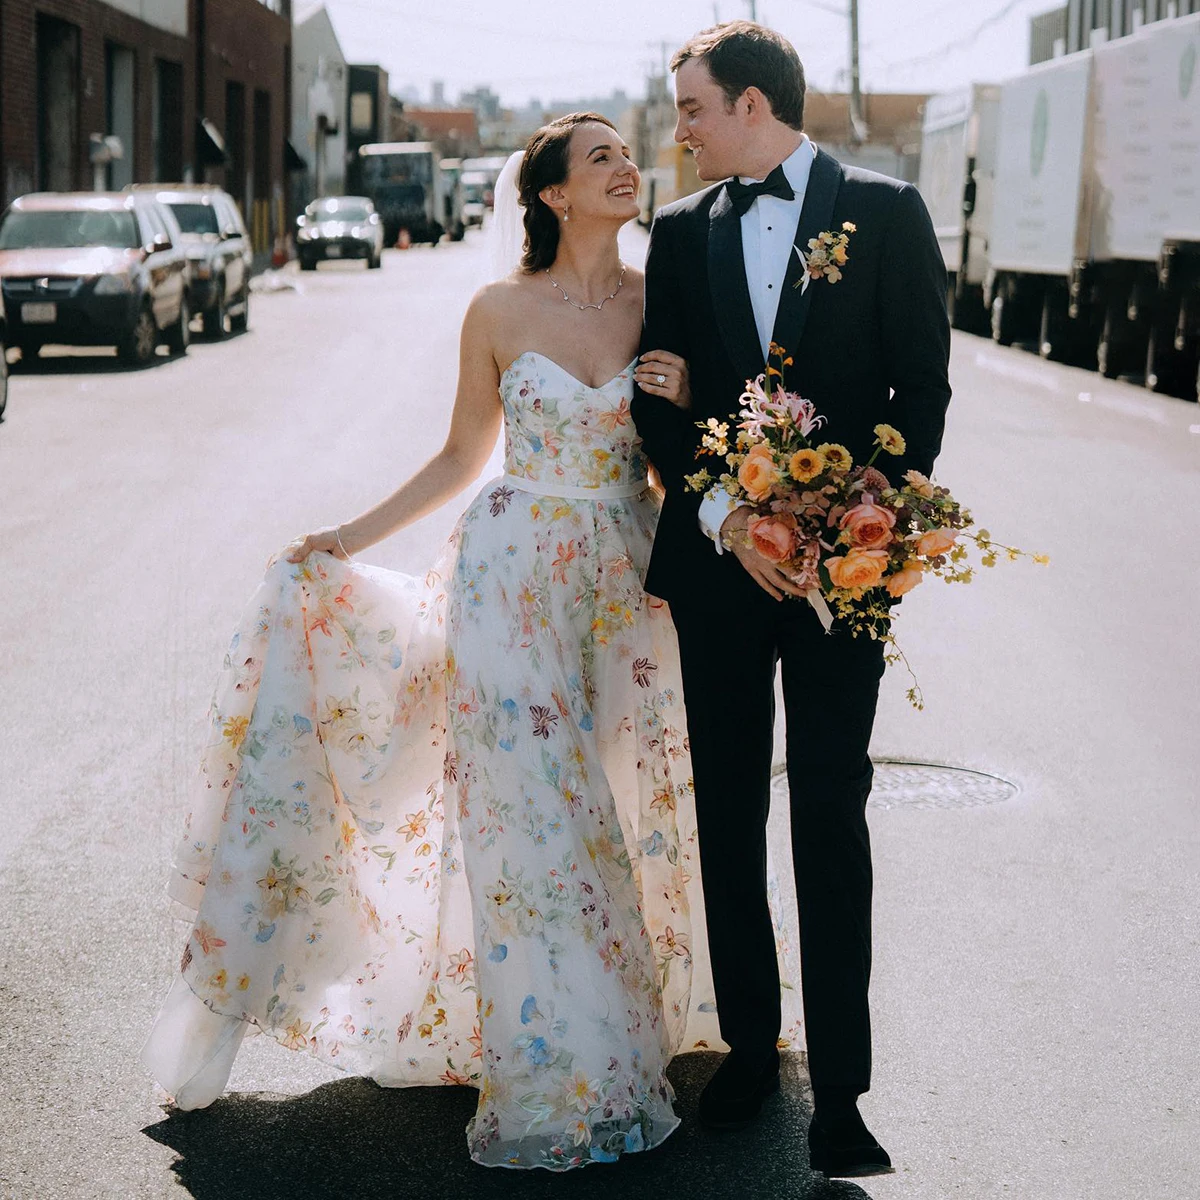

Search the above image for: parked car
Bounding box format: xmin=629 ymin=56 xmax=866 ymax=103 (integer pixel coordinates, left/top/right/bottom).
xmin=296 ymin=196 xmax=384 ymax=269
xmin=0 ymin=287 xmax=8 ymax=421
xmin=130 ymin=183 xmax=250 ymax=337
xmin=0 ymin=192 xmax=190 ymax=366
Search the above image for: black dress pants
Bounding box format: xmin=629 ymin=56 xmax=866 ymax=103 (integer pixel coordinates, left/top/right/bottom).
xmin=671 ymin=587 xmax=885 ymax=1093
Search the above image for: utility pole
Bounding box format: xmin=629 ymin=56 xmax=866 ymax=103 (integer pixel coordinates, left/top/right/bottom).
xmin=848 ymin=0 xmax=868 ymax=146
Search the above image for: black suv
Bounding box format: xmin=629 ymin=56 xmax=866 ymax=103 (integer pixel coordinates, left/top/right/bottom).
xmin=131 ymin=184 xmax=251 ymax=336
xmin=0 ymin=192 xmax=190 ymax=366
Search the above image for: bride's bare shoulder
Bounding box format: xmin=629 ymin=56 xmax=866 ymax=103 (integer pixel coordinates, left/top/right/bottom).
xmin=466 ymin=272 xmax=541 ymax=336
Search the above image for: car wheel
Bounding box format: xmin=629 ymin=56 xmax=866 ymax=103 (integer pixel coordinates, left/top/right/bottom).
xmin=230 ymin=285 xmax=250 ymax=333
xmin=0 ymin=343 xmax=8 ymax=422
xmin=119 ymin=303 xmax=158 ymax=367
xmin=165 ymin=293 xmax=191 ymax=356
xmin=202 ymin=281 xmax=228 ymax=337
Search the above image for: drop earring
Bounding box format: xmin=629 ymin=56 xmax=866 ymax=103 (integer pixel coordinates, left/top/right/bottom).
xmin=562 ymin=205 xmax=570 ymax=223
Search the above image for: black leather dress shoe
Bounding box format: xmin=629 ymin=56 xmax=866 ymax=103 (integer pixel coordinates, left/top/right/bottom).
xmin=807 ymin=1106 xmax=895 ymax=1178
xmin=698 ymin=1049 xmax=781 ymax=1131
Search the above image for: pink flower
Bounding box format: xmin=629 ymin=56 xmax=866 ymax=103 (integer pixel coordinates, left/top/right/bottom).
xmin=783 ymin=391 xmax=826 ymax=438
xmin=839 ymin=501 xmax=897 ymax=551
xmin=885 ymin=564 xmax=925 ymax=597
xmin=903 ymin=469 xmax=936 ymax=498
xmin=748 ymin=513 xmax=798 ymax=563
xmin=915 ymin=528 xmax=958 ymax=557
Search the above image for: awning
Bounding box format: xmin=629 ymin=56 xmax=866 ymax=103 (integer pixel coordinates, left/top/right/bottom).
xmin=197 ymin=117 xmax=228 ymax=166
xmin=285 ymin=138 xmax=307 ymax=171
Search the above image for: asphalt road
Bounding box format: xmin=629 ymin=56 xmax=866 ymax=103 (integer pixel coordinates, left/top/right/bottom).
xmin=1 ymin=225 xmax=1197 ymax=1200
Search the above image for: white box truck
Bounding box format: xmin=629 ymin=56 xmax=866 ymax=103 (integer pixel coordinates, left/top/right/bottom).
xmin=916 ymin=84 xmax=1001 ymax=334
xmin=977 ymin=12 xmax=1199 ymax=397
xmin=986 ymin=49 xmax=1095 ymax=359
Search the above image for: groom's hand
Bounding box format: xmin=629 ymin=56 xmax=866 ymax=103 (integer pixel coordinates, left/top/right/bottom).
xmin=721 ymin=507 xmax=804 ymax=602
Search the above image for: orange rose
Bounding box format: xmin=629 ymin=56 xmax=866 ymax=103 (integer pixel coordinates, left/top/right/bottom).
xmin=737 ymin=443 xmax=780 ymax=502
xmin=747 ymin=514 xmax=798 ymax=563
xmin=825 ymin=549 xmax=889 ymax=591
xmin=915 ymin=528 xmax=958 ymax=557
xmin=885 ymin=564 xmax=925 ymax=597
xmin=839 ymin=501 xmax=897 ymax=551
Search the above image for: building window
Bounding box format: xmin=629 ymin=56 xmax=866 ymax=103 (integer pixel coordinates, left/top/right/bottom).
xmin=350 ymin=92 xmax=373 ymax=135
xmin=154 ymin=60 xmax=184 ymax=181
xmin=106 ymin=44 xmax=135 ymax=189
xmin=36 ymin=15 xmax=81 ymax=192
xmin=226 ymin=81 xmax=246 ymax=209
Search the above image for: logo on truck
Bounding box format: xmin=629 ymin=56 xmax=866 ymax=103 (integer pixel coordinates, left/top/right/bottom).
xmin=1030 ymin=89 xmax=1048 ymax=178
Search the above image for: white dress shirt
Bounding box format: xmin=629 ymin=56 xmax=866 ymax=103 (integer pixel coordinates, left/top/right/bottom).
xmin=698 ymin=137 xmax=816 ymax=552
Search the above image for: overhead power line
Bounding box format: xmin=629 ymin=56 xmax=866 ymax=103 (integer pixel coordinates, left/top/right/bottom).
xmin=873 ymin=0 xmax=1035 ymax=73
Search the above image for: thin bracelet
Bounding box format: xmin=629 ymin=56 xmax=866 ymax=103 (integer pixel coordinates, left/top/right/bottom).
xmin=334 ymin=526 xmax=353 ymax=559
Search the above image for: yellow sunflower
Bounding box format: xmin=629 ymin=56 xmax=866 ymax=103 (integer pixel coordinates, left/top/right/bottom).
xmin=874 ymin=423 xmax=906 ymax=455
xmin=815 ymin=442 xmax=853 ymax=471
xmin=788 ymin=448 xmax=826 ymax=483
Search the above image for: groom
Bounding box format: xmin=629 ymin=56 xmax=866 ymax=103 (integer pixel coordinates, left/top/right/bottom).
xmin=632 ymin=22 xmax=951 ymax=1179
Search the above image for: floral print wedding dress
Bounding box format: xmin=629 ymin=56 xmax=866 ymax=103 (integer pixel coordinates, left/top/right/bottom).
xmin=142 ymin=351 xmax=801 ymax=1170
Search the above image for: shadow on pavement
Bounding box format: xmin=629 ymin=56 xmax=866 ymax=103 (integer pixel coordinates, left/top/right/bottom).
xmin=142 ymin=1052 xmax=877 ymax=1200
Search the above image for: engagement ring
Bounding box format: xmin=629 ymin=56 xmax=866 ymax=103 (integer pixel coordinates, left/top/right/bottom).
xmin=656 ymin=374 xmax=666 ymax=385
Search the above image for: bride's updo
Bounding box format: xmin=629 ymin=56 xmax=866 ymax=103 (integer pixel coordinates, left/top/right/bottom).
xmin=518 ymin=111 xmax=618 ymax=273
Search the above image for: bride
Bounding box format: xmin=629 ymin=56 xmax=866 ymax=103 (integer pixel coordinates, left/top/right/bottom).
xmin=142 ymin=111 xmax=798 ymax=1170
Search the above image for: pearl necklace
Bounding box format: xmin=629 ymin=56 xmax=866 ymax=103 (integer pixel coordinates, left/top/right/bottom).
xmin=546 ymin=263 xmax=626 ymax=312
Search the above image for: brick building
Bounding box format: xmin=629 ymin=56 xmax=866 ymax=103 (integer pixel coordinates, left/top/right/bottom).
xmin=394 ymin=108 xmax=481 ymax=158
xmin=0 ymin=0 xmax=295 ymax=252
xmin=193 ymin=0 xmax=295 ymax=251
xmin=0 ymin=0 xmax=194 ymax=204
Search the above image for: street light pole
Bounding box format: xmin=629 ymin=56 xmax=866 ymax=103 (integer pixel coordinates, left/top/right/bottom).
xmin=848 ymin=0 xmax=867 ymax=146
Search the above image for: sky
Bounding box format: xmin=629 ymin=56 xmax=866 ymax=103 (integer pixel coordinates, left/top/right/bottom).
xmin=320 ymin=0 xmax=1056 ymax=108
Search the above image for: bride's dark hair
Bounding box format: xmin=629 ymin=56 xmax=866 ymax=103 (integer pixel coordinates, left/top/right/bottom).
xmin=518 ymin=111 xmax=618 ymax=274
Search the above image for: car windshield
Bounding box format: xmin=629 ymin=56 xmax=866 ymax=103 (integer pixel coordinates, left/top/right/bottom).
xmin=309 ymin=200 xmax=371 ymax=221
xmin=0 ymin=208 xmax=138 ymax=250
xmin=167 ymin=202 xmax=220 ymax=235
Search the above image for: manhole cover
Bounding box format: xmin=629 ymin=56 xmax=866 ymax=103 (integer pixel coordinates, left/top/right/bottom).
xmin=771 ymin=760 xmax=1020 ymax=811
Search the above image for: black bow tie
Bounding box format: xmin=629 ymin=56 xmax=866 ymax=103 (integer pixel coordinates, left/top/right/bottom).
xmin=725 ymin=164 xmax=795 ymax=215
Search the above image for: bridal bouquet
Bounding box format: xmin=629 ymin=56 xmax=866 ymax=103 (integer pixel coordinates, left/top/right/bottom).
xmin=685 ymin=342 xmax=1046 ymax=708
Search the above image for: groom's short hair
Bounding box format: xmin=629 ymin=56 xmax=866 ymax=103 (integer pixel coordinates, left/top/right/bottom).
xmin=671 ymin=21 xmax=805 ymax=131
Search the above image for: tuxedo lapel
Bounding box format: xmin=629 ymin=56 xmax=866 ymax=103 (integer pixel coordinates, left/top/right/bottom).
xmin=770 ymin=148 xmax=843 ymax=358
xmin=707 ymin=185 xmax=763 ymax=386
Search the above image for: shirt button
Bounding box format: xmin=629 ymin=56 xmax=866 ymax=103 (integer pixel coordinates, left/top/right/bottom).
xmin=767 ymin=226 xmax=773 ymax=231
xmin=768 ymin=284 xmax=773 ymax=289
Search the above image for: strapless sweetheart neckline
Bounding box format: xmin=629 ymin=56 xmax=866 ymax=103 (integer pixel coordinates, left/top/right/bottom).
xmin=501 ymin=349 xmax=638 ymax=393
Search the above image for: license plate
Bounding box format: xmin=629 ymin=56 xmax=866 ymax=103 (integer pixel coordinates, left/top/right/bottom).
xmin=326 ymin=245 xmax=342 ymax=258
xmin=22 ymin=302 xmax=57 ymax=324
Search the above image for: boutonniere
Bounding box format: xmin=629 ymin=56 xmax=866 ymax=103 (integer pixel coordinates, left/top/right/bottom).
xmin=793 ymin=221 xmax=856 ymax=292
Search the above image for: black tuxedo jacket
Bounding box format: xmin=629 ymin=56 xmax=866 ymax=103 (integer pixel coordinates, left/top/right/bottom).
xmin=632 ymin=147 xmax=952 ymax=607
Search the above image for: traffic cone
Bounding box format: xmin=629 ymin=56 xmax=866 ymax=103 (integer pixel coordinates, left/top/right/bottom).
xmin=396 ymin=228 xmax=411 ymax=250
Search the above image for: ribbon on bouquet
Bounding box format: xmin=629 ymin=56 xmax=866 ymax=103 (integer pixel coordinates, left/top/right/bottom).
xmin=805 ymin=588 xmax=835 ymax=633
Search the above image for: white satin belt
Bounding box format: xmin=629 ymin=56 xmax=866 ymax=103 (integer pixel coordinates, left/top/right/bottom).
xmin=496 ymin=473 xmax=648 ymax=501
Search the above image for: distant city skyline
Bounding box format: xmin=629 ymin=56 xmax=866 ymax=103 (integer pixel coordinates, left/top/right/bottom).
xmin=321 ymin=0 xmax=1054 ymax=110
